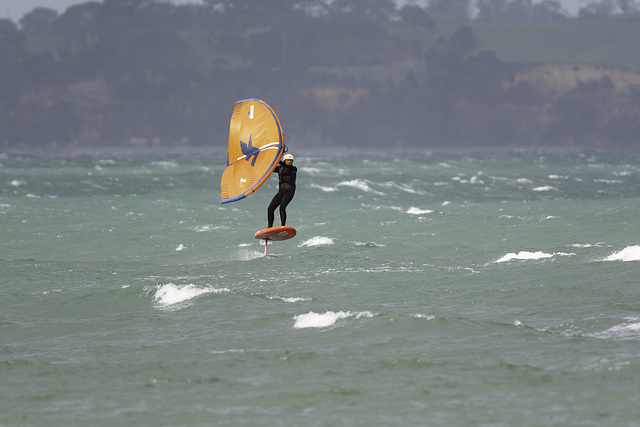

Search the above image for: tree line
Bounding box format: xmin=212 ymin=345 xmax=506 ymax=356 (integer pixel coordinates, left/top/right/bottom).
xmin=1 ymin=0 xmax=640 ymax=151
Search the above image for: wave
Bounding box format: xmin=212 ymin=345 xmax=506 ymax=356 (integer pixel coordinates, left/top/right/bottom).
xmin=336 ymin=179 xmax=386 ymax=196
xmin=299 ymin=236 xmax=334 ymax=247
xmin=309 ymin=183 xmax=338 ymax=193
xmin=590 ymin=318 xmax=640 ymax=340
xmin=604 ymin=245 xmax=640 ymax=262
xmin=153 ymin=283 xmax=229 ymax=310
xmin=293 ymin=311 xmax=374 ymax=329
xmin=150 ymin=161 xmax=179 ymax=168
xmin=265 ymin=295 xmax=312 ymax=303
xmin=532 ymin=185 xmax=558 ymax=192
xmin=407 ymin=207 xmax=434 ymax=215
xmin=236 ymin=249 xmax=265 ymax=261
xmin=379 ymin=181 xmax=427 ymax=195
xmin=495 ymin=251 xmax=554 ymax=263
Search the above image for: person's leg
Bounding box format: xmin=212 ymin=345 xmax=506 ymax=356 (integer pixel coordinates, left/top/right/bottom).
xmin=267 ymin=192 xmax=283 ymax=228
xmin=278 ymin=189 xmax=295 ymax=226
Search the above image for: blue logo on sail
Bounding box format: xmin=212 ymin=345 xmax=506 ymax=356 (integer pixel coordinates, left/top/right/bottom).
xmin=240 ymin=135 xmax=260 ymax=167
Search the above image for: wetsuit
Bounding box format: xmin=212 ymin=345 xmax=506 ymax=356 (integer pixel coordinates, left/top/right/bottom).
xmin=267 ymin=161 xmax=297 ymax=228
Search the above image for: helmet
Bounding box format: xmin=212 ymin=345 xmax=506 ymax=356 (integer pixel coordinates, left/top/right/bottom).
xmin=283 ymin=154 xmax=294 ymax=161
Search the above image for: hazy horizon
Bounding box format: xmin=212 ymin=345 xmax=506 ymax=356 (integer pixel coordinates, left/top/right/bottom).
xmin=0 ymin=0 xmax=583 ymax=22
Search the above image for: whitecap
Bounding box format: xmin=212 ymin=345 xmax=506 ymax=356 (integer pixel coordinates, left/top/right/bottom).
xmin=237 ymin=249 xmax=264 ymax=260
xmin=337 ymin=179 xmax=385 ymax=196
xmin=532 ymin=185 xmax=557 ymax=192
xmin=299 ymin=236 xmax=334 ymax=247
xmin=301 ymin=167 xmax=324 ymax=175
xmin=590 ymin=318 xmax=640 ymax=340
xmin=194 ymin=224 xmax=225 ymax=232
xmin=151 ymin=161 xmax=179 ymax=168
xmin=10 ymin=179 xmax=26 ymax=187
xmin=604 ymin=246 xmax=640 ymax=262
xmin=176 ymin=244 xmax=186 ymax=251
xmin=310 ymin=183 xmax=338 ymax=192
xmin=267 ymin=295 xmax=311 ymax=303
xmin=495 ymin=251 xmax=554 ymax=263
xmin=354 ymin=241 xmax=385 ymax=248
xmin=569 ymin=243 xmax=603 ymax=248
xmin=153 ymin=283 xmax=228 ymax=310
xmin=413 ymin=314 xmax=435 ymax=320
xmin=594 ymin=179 xmax=623 ymax=184
xmin=407 ymin=207 xmax=433 ymax=215
xmin=379 ymin=181 xmax=425 ymax=195
xmin=97 ymin=159 xmax=117 ymax=165
xmin=293 ymin=311 xmax=373 ymax=329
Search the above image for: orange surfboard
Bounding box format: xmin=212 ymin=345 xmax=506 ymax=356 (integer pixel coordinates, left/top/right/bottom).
xmin=254 ymin=226 xmax=296 ymax=256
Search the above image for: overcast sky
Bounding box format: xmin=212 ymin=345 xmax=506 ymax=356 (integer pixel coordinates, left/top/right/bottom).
xmin=0 ymin=0 xmax=201 ymax=21
xmin=0 ymin=0 xmax=583 ymax=22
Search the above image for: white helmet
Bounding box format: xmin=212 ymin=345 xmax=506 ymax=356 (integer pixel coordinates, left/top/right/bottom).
xmin=283 ymin=153 xmax=294 ymax=161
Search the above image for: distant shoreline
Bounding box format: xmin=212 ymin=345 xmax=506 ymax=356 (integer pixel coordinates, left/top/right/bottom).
xmin=1 ymin=144 xmax=633 ymax=157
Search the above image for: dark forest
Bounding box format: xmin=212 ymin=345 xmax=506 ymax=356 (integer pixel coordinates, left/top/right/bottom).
xmin=2 ymin=0 xmax=640 ymax=151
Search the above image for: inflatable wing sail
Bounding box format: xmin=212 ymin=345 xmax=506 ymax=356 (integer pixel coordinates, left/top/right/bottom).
xmin=220 ymin=99 xmax=284 ymax=204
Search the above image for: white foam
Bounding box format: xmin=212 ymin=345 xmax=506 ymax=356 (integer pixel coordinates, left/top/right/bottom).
xmin=310 ymin=183 xmax=338 ymax=192
xmin=151 ymin=161 xmax=179 ymax=168
xmin=591 ymin=318 xmax=640 ymax=340
xmin=604 ymin=246 xmax=640 ymax=262
xmin=153 ymin=283 xmax=228 ymax=309
xmin=237 ymin=249 xmax=264 ymax=260
xmin=495 ymin=251 xmax=554 ymax=263
xmin=10 ymin=179 xmax=26 ymax=187
xmin=175 ymin=244 xmax=186 ymax=251
xmin=301 ymin=167 xmax=324 ymax=175
xmin=337 ymin=179 xmax=385 ymax=195
xmin=97 ymin=159 xmax=117 ymax=165
xmin=413 ymin=314 xmax=435 ymax=320
xmin=267 ymin=295 xmax=311 ymax=303
xmin=594 ymin=179 xmax=623 ymax=184
xmin=299 ymin=236 xmax=334 ymax=247
xmin=407 ymin=207 xmax=434 ymax=215
xmin=293 ymin=311 xmax=373 ymax=329
xmin=532 ymin=185 xmax=557 ymax=192
xmin=569 ymin=243 xmax=603 ymax=248
xmin=379 ymin=181 xmax=425 ymax=195
xmin=354 ymin=241 xmax=385 ymax=247
xmin=194 ymin=224 xmax=226 ymax=232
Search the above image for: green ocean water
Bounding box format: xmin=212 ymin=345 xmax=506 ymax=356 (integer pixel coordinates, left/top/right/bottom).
xmin=1 ymin=150 xmax=640 ymax=426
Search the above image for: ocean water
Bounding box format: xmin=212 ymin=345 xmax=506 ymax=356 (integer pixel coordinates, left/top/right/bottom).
xmin=1 ymin=149 xmax=640 ymax=426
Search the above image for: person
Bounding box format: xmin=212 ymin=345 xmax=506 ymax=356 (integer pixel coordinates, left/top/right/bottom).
xmin=267 ymin=153 xmax=296 ymax=228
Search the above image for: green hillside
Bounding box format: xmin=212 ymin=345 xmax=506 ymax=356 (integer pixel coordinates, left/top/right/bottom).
xmin=391 ymin=21 xmax=640 ymax=70
xmin=470 ymin=21 xmax=640 ymax=69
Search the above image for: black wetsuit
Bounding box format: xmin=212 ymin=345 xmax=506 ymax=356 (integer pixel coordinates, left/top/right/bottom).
xmin=267 ymin=161 xmax=297 ymax=228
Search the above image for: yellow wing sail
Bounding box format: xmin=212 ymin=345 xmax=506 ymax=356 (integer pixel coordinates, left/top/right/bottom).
xmin=220 ymin=99 xmax=284 ymax=204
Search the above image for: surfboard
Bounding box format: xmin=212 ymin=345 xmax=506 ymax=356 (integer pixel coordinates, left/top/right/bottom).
xmin=220 ymin=99 xmax=285 ymax=204
xmin=254 ymin=226 xmax=296 ymax=256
